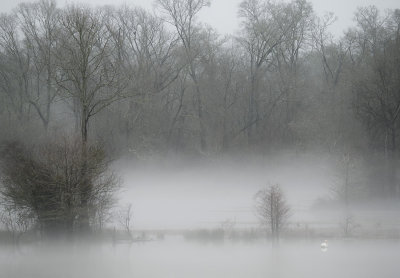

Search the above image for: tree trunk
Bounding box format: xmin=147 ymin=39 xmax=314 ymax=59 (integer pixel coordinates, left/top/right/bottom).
xmin=79 ymin=105 xmax=91 ymax=234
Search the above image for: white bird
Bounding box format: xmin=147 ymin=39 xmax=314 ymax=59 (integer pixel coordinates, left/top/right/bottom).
xmin=321 ymin=240 xmax=328 ymax=250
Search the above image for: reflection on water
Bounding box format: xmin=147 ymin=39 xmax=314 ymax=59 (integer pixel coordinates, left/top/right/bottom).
xmin=1 ymin=238 xmax=399 ymax=278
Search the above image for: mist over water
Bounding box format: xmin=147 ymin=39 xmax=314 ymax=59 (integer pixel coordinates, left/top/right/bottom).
xmin=1 ymin=238 xmax=400 ymax=278
xmin=117 ymin=151 xmax=400 ymax=231
xmin=2 ymin=149 xmax=400 ymax=277
xmin=0 ymin=0 xmax=400 ymax=276
xmin=0 ymin=153 xmax=400 ymax=278
xmin=117 ymin=152 xmax=336 ymax=230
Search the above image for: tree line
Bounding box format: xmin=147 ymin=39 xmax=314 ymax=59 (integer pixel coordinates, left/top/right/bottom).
xmin=0 ymin=0 xmax=399 ymax=236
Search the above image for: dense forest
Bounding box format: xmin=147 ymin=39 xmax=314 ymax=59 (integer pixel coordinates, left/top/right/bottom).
xmin=0 ymin=0 xmax=399 ymax=236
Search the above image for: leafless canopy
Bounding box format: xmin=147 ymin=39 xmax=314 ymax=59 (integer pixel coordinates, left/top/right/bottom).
xmin=0 ymin=137 xmax=119 ymax=237
xmin=255 ymin=184 xmax=290 ymax=240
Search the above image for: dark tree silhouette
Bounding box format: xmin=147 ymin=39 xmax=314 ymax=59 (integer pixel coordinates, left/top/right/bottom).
xmin=255 ymin=184 xmax=290 ymax=240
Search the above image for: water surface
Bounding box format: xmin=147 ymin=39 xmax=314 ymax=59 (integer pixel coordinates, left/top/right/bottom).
xmin=1 ymin=238 xmax=399 ymax=278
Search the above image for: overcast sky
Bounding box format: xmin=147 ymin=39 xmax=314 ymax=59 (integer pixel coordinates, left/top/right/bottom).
xmin=0 ymin=0 xmax=399 ymax=37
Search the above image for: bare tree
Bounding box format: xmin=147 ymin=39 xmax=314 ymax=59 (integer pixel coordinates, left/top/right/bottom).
xmin=214 ymin=45 xmax=243 ymax=151
xmin=312 ymin=12 xmax=347 ymax=89
xmin=350 ymin=7 xmax=400 ymax=196
xmin=272 ymin=0 xmax=314 ymax=142
xmin=52 ymin=5 xmax=127 ymax=232
xmin=105 ymin=6 xmax=181 ymax=149
xmin=340 ymin=213 xmax=359 ymax=237
xmin=157 ymin=0 xmax=210 ymax=152
xmin=54 ymin=4 xmax=125 ymax=144
xmin=255 ymin=184 xmax=290 ymax=240
xmin=17 ymin=0 xmax=59 ymax=130
xmin=0 ymin=13 xmax=31 ymax=122
xmin=0 ymin=137 xmax=119 ymax=237
xmin=238 ymin=0 xmax=305 ymax=145
xmin=117 ymin=203 xmax=133 ymax=240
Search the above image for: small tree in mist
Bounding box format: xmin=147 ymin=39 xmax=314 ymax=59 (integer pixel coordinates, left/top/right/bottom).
xmin=117 ymin=203 xmax=133 ymax=240
xmin=340 ymin=213 xmax=359 ymax=237
xmin=0 ymin=138 xmax=119 ymax=237
xmin=255 ymin=184 xmax=290 ymax=241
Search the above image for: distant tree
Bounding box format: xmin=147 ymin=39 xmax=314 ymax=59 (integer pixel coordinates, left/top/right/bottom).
xmin=312 ymin=12 xmax=346 ymax=89
xmin=156 ymin=0 xmax=210 ymax=152
xmin=340 ymin=213 xmax=359 ymax=237
xmin=350 ymin=7 xmax=400 ymax=196
xmin=0 ymin=13 xmax=31 ymax=122
xmin=237 ymin=0 xmax=313 ymax=146
xmin=17 ymin=0 xmax=59 ymax=130
xmin=54 ymin=4 xmax=125 ymax=144
xmin=117 ymin=203 xmax=133 ymax=240
xmin=105 ymin=5 xmax=181 ymax=150
xmin=255 ymin=184 xmax=290 ymax=240
xmin=213 ymin=45 xmax=243 ymax=151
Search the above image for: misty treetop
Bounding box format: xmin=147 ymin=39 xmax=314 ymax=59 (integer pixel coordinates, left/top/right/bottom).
xmin=0 ymin=0 xmax=399 ymax=199
xmin=255 ymin=184 xmax=291 ymax=240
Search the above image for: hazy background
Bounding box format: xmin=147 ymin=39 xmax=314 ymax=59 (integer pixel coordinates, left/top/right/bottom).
xmin=1 ymin=0 xmax=399 ymax=37
xmin=0 ymin=0 xmax=399 ymax=276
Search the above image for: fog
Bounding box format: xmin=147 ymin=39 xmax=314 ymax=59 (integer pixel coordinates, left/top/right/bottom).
xmin=3 ymin=151 xmax=400 ymax=277
xmin=1 ymin=0 xmax=400 ymax=276
xmin=116 ymin=152 xmax=400 ymax=232
xmin=118 ymin=153 xmax=334 ymax=229
xmin=1 ymin=0 xmax=400 ymax=37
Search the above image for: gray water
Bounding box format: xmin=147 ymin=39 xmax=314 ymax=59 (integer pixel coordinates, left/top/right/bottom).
xmin=1 ymin=238 xmax=399 ymax=278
